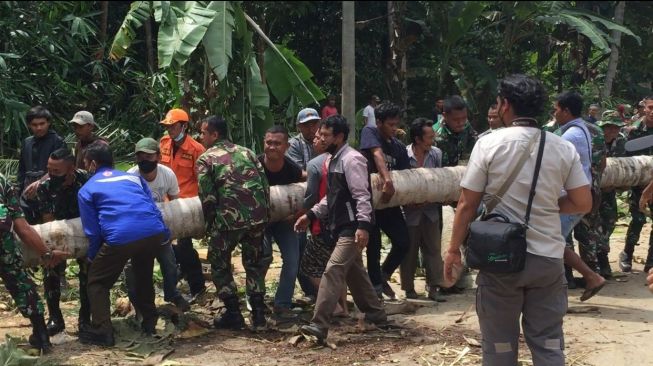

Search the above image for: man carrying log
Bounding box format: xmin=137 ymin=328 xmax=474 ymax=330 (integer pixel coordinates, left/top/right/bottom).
xmin=78 ymin=144 xmax=169 ymax=346
xmin=33 ymin=148 xmax=91 ymax=335
xmin=295 ymin=115 xmax=388 ymax=344
xmin=196 ymin=116 xmax=270 ymax=331
xmin=621 ymin=95 xmax=653 ymax=273
xmin=0 ymin=173 xmax=66 ymax=353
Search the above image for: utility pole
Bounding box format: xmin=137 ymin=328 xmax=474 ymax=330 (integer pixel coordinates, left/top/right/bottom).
xmin=342 ymin=1 xmax=356 ymax=144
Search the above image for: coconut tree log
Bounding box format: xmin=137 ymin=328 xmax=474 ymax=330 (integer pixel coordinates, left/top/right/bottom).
xmin=20 ymin=156 xmax=653 ymax=266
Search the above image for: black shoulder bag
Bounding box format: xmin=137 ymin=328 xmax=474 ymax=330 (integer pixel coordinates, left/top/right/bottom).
xmin=465 ymin=130 xmax=546 ymax=273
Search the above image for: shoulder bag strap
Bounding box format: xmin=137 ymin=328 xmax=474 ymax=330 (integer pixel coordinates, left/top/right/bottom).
xmin=485 ymin=130 xmax=540 ymax=213
xmin=524 ymin=131 xmax=546 ymax=226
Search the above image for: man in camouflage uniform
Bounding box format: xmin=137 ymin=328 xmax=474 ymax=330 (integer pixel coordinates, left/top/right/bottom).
xmin=196 ymin=116 xmax=270 ymax=331
xmin=433 ymin=95 xmax=478 ymax=167
xmin=597 ymin=111 xmax=627 ymax=277
xmin=621 ymin=96 xmax=653 ymax=273
xmin=570 ymin=120 xmax=607 ymax=273
xmin=0 ymin=173 xmax=66 ymax=353
xmin=33 ymin=148 xmax=90 ymax=335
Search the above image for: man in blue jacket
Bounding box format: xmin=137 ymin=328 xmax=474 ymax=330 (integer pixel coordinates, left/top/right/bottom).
xmin=77 ymin=144 xmax=169 ymax=346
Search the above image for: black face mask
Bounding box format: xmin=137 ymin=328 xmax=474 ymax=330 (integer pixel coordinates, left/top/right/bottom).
xmin=138 ymin=160 xmax=157 ymax=174
xmin=49 ymin=174 xmax=67 ymax=191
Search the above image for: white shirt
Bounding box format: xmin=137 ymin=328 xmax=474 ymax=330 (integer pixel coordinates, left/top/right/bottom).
xmin=363 ymin=105 xmax=376 ymax=128
xmin=127 ymin=164 xmax=180 ymax=203
xmin=460 ymin=127 xmax=589 ymax=259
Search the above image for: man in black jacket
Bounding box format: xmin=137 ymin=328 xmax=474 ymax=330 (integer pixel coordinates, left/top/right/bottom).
xmin=17 ymin=106 xmax=65 ymax=223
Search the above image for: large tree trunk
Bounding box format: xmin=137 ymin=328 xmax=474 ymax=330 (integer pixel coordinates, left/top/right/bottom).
xmin=601 ymin=1 xmax=625 ymax=99
xmin=342 ymin=1 xmax=356 ymax=144
xmin=20 ymin=156 xmax=653 ymax=265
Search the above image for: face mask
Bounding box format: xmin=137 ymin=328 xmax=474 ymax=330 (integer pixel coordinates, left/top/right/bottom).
xmin=138 ymin=160 xmax=157 ymax=174
xmin=173 ymin=126 xmax=186 ymax=143
xmin=49 ymin=174 xmax=67 ymax=191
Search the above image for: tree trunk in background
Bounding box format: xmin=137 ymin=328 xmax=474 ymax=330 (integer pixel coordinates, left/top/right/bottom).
xmin=96 ymin=1 xmax=109 ymax=60
xmin=602 ymin=1 xmax=625 ymax=99
xmin=21 ymin=156 xmax=653 ymax=266
xmin=144 ymin=17 xmax=155 ymax=71
xmin=342 ymin=1 xmax=356 ymax=143
xmin=256 ymin=17 xmax=267 ymax=85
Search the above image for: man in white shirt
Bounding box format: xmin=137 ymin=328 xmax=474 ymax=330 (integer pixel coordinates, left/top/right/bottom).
xmin=363 ymin=95 xmax=380 ymax=128
xmin=444 ymin=74 xmax=592 ymax=366
xmin=125 ymin=138 xmax=189 ymax=311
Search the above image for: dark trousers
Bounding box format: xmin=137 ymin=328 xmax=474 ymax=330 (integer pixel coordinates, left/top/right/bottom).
xmin=174 ymin=237 xmax=206 ymax=295
xmin=367 ymin=207 xmax=410 ymax=287
xmin=44 ymin=258 xmax=90 ymax=322
xmin=87 ymin=233 xmax=164 ymax=332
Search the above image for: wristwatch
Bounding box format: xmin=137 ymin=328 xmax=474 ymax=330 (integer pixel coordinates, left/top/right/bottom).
xmin=41 ymin=249 xmax=53 ymax=262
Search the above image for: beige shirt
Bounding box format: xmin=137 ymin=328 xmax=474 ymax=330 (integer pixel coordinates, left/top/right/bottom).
xmin=460 ymin=127 xmax=589 ymax=259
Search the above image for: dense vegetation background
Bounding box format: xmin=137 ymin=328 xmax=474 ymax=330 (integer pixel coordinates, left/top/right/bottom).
xmin=1 ymin=1 xmax=651 ymax=167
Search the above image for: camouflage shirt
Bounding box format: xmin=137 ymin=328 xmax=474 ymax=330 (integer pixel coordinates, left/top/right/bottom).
xmin=433 ymin=120 xmax=477 ymax=167
xmin=627 ymin=120 xmax=653 ymax=157
xmin=196 ymin=140 xmax=270 ymax=235
xmin=35 ymin=169 xmax=89 ymax=220
xmin=606 ymin=133 xmax=627 ymax=158
xmin=0 ymin=174 xmax=24 ymax=243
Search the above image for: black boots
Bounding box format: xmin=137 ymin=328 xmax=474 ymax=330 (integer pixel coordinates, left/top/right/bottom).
xmin=597 ymin=252 xmax=613 ymax=279
xmin=28 ymin=314 xmax=52 ymax=354
xmin=249 ymin=294 xmax=267 ymax=332
xmin=619 ymin=251 xmax=633 ymax=273
xmin=78 ymin=323 xmax=115 ymax=347
xmin=213 ymin=296 xmax=245 ymax=330
xmin=45 ymin=296 xmax=65 ymax=336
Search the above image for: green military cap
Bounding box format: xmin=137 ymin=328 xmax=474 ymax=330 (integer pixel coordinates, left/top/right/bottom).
xmin=597 ymin=110 xmax=625 ymax=128
xmin=135 ymin=137 xmax=160 ymax=154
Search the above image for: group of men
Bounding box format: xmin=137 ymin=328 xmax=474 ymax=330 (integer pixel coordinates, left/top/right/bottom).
xmin=2 ymin=79 xmax=653 ymax=362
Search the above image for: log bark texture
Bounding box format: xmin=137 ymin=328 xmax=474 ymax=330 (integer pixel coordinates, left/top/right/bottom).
xmin=20 ymin=156 xmax=653 ymax=265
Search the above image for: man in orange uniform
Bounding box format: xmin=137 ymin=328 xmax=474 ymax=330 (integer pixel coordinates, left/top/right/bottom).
xmin=159 ymin=108 xmax=207 ymax=298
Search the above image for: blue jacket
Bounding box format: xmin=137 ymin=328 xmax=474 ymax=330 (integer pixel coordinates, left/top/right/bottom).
xmin=78 ymin=167 xmax=169 ymax=259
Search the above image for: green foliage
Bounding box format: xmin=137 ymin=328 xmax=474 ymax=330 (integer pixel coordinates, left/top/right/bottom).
xmin=0 ymin=335 xmax=42 ymax=365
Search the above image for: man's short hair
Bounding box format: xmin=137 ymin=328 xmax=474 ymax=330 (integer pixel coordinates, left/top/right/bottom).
xmin=323 ymin=114 xmax=349 ymax=141
xmin=49 ymin=148 xmax=75 ymax=164
xmin=443 ymin=96 xmax=467 ymax=114
xmin=409 ymin=118 xmax=434 ymax=144
xmin=370 ymin=95 xmax=381 ymax=103
xmin=27 ymin=106 xmax=52 ymax=124
xmin=84 ymin=143 xmax=114 ymax=169
xmin=555 ymin=91 xmax=583 ymax=118
xmin=489 ymin=102 xmax=498 ymax=109
xmin=643 ymin=95 xmax=653 ymax=102
xmin=265 ymin=125 xmax=289 ymax=140
xmin=203 ymin=115 xmax=228 ymax=138
xmin=375 ymin=102 xmax=401 ymax=124
xmin=497 ymin=74 xmax=547 ymax=119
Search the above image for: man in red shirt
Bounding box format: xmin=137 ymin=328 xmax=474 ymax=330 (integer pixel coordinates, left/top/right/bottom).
xmin=321 ymin=96 xmax=338 ymax=120
xmin=159 ymin=108 xmax=207 ymax=298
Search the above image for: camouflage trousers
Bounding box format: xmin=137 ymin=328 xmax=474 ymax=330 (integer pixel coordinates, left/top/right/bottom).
xmin=0 ymin=237 xmax=44 ymax=317
xmin=44 ymin=258 xmax=89 ymax=319
xmin=599 ymin=190 xmax=618 ymax=253
xmin=625 ymin=187 xmax=653 ymax=255
xmin=569 ymin=209 xmax=603 ymax=265
xmin=208 ymin=224 xmax=267 ymax=300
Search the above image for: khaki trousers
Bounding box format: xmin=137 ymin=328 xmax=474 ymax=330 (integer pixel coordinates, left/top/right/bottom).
xmin=400 ymin=215 xmax=443 ymax=291
xmin=312 ymin=235 xmax=386 ymax=329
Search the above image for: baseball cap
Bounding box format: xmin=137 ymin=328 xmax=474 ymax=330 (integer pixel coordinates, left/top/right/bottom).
xmin=296 ymin=108 xmax=320 ymax=124
xmin=69 ymin=111 xmax=97 ymax=126
xmin=135 ymin=137 xmax=159 ymax=154
xmin=160 ymin=108 xmax=189 ymax=125
xmin=597 ymin=110 xmax=625 ymax=127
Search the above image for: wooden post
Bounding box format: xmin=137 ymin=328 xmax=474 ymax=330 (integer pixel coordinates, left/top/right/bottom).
xmin=342 ymin=1 xmax=356 ymax=144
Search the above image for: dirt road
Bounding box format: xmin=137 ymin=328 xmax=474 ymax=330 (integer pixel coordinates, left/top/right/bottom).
xmin=0 ymin=225 xmax=651 ymax=365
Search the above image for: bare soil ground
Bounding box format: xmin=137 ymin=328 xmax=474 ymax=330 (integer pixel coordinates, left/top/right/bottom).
xmin=0 ymin=223 xmax=651 ymax=366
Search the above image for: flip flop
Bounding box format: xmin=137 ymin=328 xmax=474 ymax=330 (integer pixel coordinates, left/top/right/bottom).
xmin=580 ymin=283 xmax=605 ymax=302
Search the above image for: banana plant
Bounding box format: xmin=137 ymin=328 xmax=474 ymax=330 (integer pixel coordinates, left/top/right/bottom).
xmin=109 ymin=1 xmax=324 ymax=150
